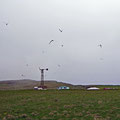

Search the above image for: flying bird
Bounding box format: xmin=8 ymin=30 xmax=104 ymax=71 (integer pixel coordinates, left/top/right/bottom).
xmin=98 ymin=44 xmax=102 ymax=48
xmin=59 ymin=28 xmax=63 ymax=32
xmin=58 ymin=64 xmax=61 ymax=67
xmin=100 ymin=58 xmax=104 ymax=60
xmin=5 ymin=23 xmax=8 ymax=26
xmin=61 ymin=45 xmax=64 ymax=47
xmin=26 ymin=64 xmax=28 ymax=66
xmin=21 ymin=74 xmax=25 ymax=77
xmin=49 ymin=40 xmax=54 ymax=44
xmin=3 ymin=22 xmax=8 ymax=26
xmin=42 ymin=51 xmax=45 ymax=54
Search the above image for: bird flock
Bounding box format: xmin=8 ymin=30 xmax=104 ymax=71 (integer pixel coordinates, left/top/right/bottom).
xmin=20 ymin=28 xmax=64 ymax=78
xmin=0 ymin=22 xmax=103 ymax=79
xmin=48 ymin=28 xmax=64 ymax=47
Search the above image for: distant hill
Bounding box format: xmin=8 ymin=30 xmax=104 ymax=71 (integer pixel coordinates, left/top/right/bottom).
xmin=0 ymin=79 xmax=84 ymax=90
xmin=0 ymin=80 xmax=119 ymax=90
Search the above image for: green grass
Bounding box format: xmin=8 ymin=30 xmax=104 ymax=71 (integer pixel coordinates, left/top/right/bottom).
xmin=0 ymin=90 xmax=120 ymax=120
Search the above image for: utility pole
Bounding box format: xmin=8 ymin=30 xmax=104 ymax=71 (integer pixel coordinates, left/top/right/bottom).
xmin=39 ymin=67 xmax=48 ymax=87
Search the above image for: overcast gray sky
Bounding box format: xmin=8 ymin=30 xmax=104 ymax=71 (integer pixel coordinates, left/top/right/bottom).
xmin=0 ymin=0 xmax=120 ymax=85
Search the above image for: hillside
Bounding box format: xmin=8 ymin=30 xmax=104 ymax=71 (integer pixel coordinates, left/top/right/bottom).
xmin=0 ymin=79 xmax=80 ymax=90
xmin=0 ymin=80 xmax=119 ymax=90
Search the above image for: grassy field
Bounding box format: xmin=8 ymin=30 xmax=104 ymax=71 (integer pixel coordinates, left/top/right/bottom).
xmin=0 ymin=90 xmax=120 ymax=120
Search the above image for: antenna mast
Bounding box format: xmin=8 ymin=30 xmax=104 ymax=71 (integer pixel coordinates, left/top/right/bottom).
xmin=39 ymin=67 xmax=48 ymax=88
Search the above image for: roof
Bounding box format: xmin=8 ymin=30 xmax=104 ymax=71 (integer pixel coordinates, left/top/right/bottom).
xmin=87 ymin=87 xmax=99 ymax=90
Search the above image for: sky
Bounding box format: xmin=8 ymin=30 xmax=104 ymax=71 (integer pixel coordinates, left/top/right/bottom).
xmin=0 ymin=0 xmax=120 ymax=85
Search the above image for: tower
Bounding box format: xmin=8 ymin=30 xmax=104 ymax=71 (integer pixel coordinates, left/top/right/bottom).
xmin=39 ymin=67 xmax=48 ymax=89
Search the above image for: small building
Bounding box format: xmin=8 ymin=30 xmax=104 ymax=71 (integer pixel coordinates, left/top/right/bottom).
xmin=34 ymin=86 xmax=47 ymax=90
xmin=38 ymin=86 xmax=47 ymax=90
xmin=34 ymin=86 xmax=38 ymax=90
xmin=87 ymin=87 xmax=100 ymax=90
xmin=58 ymin=86 xmax=70 ymax=90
